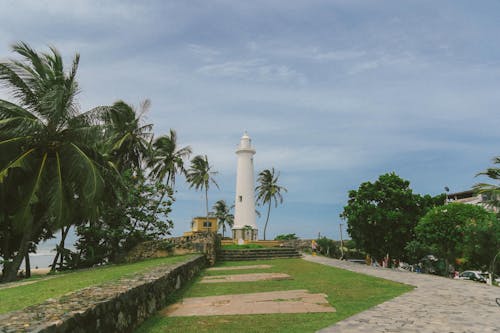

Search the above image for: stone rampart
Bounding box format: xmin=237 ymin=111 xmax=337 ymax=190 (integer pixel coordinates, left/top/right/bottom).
xmin=281 ymin=239 xmax=314 ymax=252
xmin=125 ymin=232 xmax=219 ymax=265
xmin=0 ymin=255 xmax=206 ymax=333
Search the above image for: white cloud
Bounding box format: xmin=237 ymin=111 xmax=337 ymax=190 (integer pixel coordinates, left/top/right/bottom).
xmin=197 ymin=59 xmax=305 ymax=83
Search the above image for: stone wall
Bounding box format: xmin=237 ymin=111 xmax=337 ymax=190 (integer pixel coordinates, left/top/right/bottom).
xmin=0 ymin=255 xmax=206 ymax=333
xmin=281 ymin=239 xmax=314 ymax=252
xmin=125 ymin=232 xmax=219 ymax=266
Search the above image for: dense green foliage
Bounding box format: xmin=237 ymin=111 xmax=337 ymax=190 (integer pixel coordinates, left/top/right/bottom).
xmin=0 ymin=255 xmax=194 ymax=313
xmin=341 ymin=173 xmax=444 ymax=261
xmin=255 ymin=168 xmax=287 ymax=240
xmin=136 ymin=259 xmax=412 ymax=333
xmin=0 ymin=43 xmax=109 ymax=281
xmin=274 ymin=233 xmax=298 ymax=240
xmin=72 ymin=173 xmax=174 ymax=268
xmin=415 ymin=203 xmax=499 ymax=272
xmin=316 ymin=237 xmax=342 ymax=258
xmin=0 ymin=43 xmax=201 ymax=282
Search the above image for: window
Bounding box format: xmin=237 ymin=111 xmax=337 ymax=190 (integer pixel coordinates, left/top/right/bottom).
xmin=239 ymin=195 xmax=242 ymax=202
xmin=203 ymin=221 xmax=212 ymax=228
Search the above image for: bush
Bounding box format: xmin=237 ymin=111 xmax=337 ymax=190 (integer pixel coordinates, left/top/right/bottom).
xmin=316 ymin=237 xmax=341 ymax=258
xmin=274 ymin=233 xmax=298 ymax=240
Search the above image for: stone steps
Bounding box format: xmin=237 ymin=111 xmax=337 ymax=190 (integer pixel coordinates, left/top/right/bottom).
xmin=218 ymin=248 xmax=302 ymax=261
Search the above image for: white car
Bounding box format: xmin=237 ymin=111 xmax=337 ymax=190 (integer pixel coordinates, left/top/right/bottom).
xmin=454 ymin=271 xmax=487 ymax=283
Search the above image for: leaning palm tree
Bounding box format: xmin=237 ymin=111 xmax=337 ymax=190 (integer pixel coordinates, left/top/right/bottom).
xmin=0 ymin=42 xmax=105 ymax=281
xmin=148 ymin=129 xmax=192 ymax=189
xmin=186 ymin=155 xmax=219 ymax=223
xmin=213 ymin=200 xmax=234 ymax=238
xmin=255 ymin=168 xmax=287 ymax=240
xmin=474 ymin=156 xmax=500 ymax=211
xmin=102 ymin=100 xmax=153 ymax=172
xmin=144 ymin=130 xmax=191 ymax=231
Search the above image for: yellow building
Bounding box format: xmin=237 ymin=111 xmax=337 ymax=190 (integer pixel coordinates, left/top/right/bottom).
xmin=183 ymin=216 xmax=218 ymax=236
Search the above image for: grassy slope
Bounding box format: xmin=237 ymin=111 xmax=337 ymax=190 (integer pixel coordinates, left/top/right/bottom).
xmin=136 ymin=258 xmax=413 ymax=333
xmin=0 ymin=255 xmax=195 ymax=314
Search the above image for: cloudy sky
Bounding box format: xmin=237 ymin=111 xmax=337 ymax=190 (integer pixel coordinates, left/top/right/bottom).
xmin=1 ymin=0 xmax=499 ymax=242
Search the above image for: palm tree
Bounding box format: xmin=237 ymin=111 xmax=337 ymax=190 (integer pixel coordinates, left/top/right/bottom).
xmin=213 ymin=200 xmax=234 ymax=238
xmin=103 ymin=100 xmax=153 ymax=172
xmin=0 ymin=42 xmax=105 ymax=281
xmin=255 ymin=168 xmax=287 ymax=240
xmin=474 ymin=156 xmax=500 ymax=211
xmin=148 ymin=129 xmax=192 ymax=188
xmin=186 ymin=155 xmax=219 ymax=223
xmin=143 ymin=130 xmax=191 ymax=232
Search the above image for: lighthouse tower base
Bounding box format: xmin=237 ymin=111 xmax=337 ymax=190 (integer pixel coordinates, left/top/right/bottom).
xmin=232 ymin=228 xmax=258 ymax=243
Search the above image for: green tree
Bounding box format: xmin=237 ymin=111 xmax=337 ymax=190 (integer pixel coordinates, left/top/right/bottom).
xmin=186 ymin=155 xmax=219 ymax=222
xmin=415 ymin=202 xmax=498 ymax=273
xmin=341 ymin=173 xmax=444 ymax=262
xmin=0 ymin=43 xmax=105 ymax=282
xmin=473 ymin=156 xmax=500 ymax=212
xmin=147 ymin=129 xmax=191 ymax=223
xmin=148 ymin=129 xmax=192 ymax=188
xmin=255 ymin=168 xmax=287 ymax=240
xmin=73 ymin=172 xmax=174 ymax=267
xmin=102 ymin=100 xmax=153 ymax=172
xmin=274 ymin=233 xmax=298 ymax=240
xmin=213 ymin=200 xmax=234 ymax=238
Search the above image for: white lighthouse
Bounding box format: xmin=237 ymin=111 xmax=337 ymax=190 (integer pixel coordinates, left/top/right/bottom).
xmin=232 ymin=132 xmax=258 ymax=242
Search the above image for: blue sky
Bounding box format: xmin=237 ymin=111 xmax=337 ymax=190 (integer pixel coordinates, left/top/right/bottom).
xmin=1 ymin=0 xmax=499 ymax=244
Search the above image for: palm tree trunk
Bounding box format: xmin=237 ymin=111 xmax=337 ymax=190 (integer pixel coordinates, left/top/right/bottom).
xmin=24 ymin=252 xmax=31 ymax=278
xmin=205 ymin=187 xmax=209 ymax=231
xmin=2 ymin=226 xmax=32 ymax=282
xmin=50 ymin=225 xmax=70 ymax=272
xmin=263 ymin=201 xmax=272 ymax=240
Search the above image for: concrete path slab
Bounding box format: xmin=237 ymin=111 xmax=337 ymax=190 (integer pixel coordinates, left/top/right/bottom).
xmin=163 ymin=289 xmax=335 ymax=317
xmin=206 ymin=264 xmax=272 ymax=271
xmin=200 ymin=272 xmax=290 ymax=283
xmin=304 ymin=255 xmax=500 ymax=333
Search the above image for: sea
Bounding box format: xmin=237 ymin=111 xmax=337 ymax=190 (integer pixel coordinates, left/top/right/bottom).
xmin=1 ymin=228 xmax=77 ymax=270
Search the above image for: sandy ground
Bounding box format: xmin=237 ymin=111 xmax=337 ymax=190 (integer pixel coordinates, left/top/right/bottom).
xmin=200 ymin=272 xmax=291 ymax=283
xmin=206 ymin=264 xmax=272 ymax=271
xmin=164 ymin=290 xmax=335 ymax=316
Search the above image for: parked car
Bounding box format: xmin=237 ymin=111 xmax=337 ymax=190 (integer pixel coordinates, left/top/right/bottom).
xmin=454 ymin=271 xmax=487 ymax=283
xmin=347 ymin=259 xmax=366 ymax=265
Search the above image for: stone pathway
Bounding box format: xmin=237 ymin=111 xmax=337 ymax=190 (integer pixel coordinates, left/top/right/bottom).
xmin=206 ymin=264 xmax=272 ymax=271
xmin=304 ymin=255 xmax=500 ymax=333
xmin=163 ymin=289 xmax=335 ymax=316
xmin=200 ymin=272 xmax=290 ymax=283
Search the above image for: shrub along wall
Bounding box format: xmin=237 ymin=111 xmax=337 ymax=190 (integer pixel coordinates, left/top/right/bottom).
xmin=0 ymin=255 xmax=206 ymax=333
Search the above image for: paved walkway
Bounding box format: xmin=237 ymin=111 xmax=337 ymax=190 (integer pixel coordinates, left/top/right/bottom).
xmin=304 ymin=255 xmax=500 ymax=333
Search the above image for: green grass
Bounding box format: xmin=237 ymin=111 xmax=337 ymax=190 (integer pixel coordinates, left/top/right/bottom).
xmin=136 ymin=258 xmax=413 ymax=333
xmin=0 ymin=255 xmax=195 ymax=314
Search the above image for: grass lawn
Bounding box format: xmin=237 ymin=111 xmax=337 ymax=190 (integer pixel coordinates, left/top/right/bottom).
xmin=136 ymin=258 xmax=413 ymax=333
xmin=0 ymin=254 xmax=196 ymax=314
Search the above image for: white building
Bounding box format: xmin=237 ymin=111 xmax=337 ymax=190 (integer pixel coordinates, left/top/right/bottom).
xmin=447 ymin=189 xmax=498 ymax=213
xmin=232 ymin=132 xmax=258 ymax=241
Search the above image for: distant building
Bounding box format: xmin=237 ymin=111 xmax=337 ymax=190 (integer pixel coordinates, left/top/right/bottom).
xmin=447 ymin=189 xmax=498 ymax=213
xmin=183 ymin=215 xmax=218 ymax=237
